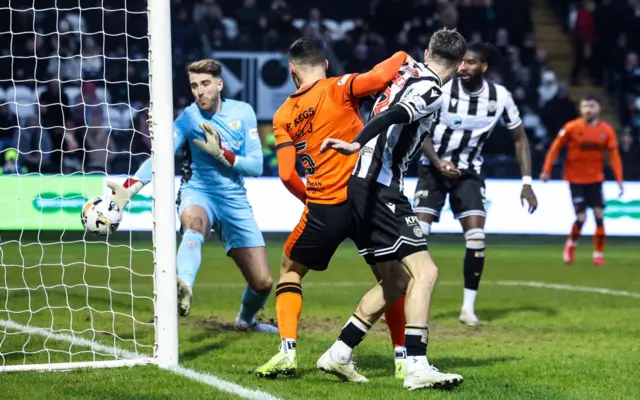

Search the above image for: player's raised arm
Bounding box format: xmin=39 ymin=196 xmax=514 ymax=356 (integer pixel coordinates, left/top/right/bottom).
xmin=324 ymin=81 xmax=445 ymax=155
xmin=273 ymin=119 xmax=306 ymax=203
xmin=606 ymin=127 xmax=624 ymax=195
xmin=540 ymin=123 xmax=571 ymax=181
xmin=348 ymin=51 xmax=410 ymax=98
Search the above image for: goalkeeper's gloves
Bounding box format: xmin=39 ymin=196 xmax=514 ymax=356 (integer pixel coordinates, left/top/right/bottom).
xmin=193 ymin=121 xmax=236 ymax=168
xmin=106 ymin=178 xmax=144 ymax=210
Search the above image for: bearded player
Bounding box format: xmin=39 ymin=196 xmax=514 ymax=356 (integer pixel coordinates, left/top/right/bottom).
xmin=254 ymin=38 xmax=411 ymax=379
xmin=108 ymin=59 xmax=277 ymax=332
xmin=416 ymin=42 xmax=538 ymax=326
xmin=540 ymin=95 xmax=623 ymax=266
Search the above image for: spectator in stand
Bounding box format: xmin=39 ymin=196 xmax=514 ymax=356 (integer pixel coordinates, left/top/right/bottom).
xmin=619 ymin=52 xmax=640 ymax=127
xmin=541 ymin=83 xmax=577 ymax=137
xmin=619 ymin=127 xmax=639 ymax=180
xmin=570 ymin=0 xmax=597 ymax=86
xmin=538 ymin=70 xmax=559 ymax=108
xmin=0 ymin=105 xmax=17 ymax=150
xmin=199 ymin=3 xmax=226 ymax=47
xmin=39 ymin=80 xmax=69 ymax=132
xmin=15 ymin=115 xmax=53 ymax=173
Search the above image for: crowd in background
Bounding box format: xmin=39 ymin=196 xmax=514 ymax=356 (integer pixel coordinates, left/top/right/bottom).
xmin=0 ymin=0 xmax=637 ymax=180
xmin=552 ymin=0 xmax=640 ymax=179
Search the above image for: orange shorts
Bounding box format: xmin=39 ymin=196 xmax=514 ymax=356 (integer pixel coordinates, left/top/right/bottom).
xmin=284 ymin=201 xmax=352 ymax=271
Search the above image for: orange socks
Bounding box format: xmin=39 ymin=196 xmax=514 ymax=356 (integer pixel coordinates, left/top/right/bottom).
xmin=594 ymin=226 xmax=606 ymax=254
xmin=568 ymin=220 xmax=583 ymax=244
xmin=384 ymin=294 xmax=406 ymax=348
xmin=275 ymin=282 xmax=302 ymax=341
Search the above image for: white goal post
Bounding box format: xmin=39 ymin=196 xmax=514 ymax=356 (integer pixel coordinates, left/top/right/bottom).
xmin=0 ymin=1 xmax=178 ymax=371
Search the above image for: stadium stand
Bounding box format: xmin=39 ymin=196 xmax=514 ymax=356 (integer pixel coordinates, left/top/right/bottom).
xmin=0 ymin=0 xmax=637 ymax=180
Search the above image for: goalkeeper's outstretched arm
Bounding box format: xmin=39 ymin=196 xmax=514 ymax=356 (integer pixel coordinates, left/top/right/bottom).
xmin=107 ymin=129 xmax=187 ymax=210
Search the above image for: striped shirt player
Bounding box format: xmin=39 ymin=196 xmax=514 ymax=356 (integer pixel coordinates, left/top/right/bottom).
xmin=414 ymin=76 xmax=522 ymax=222
xmin=319 ymin=28 xmax=467 ymax=390
xmin=346 ymin=60 xmax=445 ymax=265
xmin=413 ymin=42 xmax=537 ymax=328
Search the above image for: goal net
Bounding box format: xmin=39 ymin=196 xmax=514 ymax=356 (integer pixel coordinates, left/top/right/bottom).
xmin=0 ymin=1 xmax=178 ymax=371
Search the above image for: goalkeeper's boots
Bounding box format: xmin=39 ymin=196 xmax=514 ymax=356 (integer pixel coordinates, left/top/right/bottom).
xmin=177 ymin=278 xmax=193 ymax=317
xmin=235 ymin=316 xmax=279 ymax=334
xmin=394 ymin=347 xmax=407 ymax=379
xmin=563 ymin=242 xmax=576 ymax=264
xmin=403 ymin=357 xmax=463 ymax=391
xmin=255 ymin=349 xmax=297 ymax=378
xmin=316 ymin=348 xmax=369 ymax=383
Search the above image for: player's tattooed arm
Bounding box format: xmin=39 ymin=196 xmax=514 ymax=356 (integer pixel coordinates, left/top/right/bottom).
xmin=421 ymin=134 xmax=460 ymax=178
xmin=509 ymin=124 xmax=538 ymax=213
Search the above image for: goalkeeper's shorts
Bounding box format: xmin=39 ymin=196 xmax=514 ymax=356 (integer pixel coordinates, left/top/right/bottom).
xmin=177 ymin=188 xmax=265 ymax=254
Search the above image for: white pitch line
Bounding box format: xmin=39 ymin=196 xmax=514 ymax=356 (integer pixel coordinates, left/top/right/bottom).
xmin=0 ymin=320 xmax=282 ymax=400
xmin=495 ymin=280 xmax=640 ymax=299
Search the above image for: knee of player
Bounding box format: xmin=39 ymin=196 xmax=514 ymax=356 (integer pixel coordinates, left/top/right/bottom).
xmin=576 ymin=212 xmax=587 ymax=224
xmin=184 ymin=216 xmax=206 ymax=234
xmin=593 ymin=208 xmax=605 ymax=221
xmin=252 ymin=275 xmax=273 ymax=293
xmin=464 ymin=228 xmax=486 ymax=250
xmin=411 ymin=261 xmax=438 ymax=282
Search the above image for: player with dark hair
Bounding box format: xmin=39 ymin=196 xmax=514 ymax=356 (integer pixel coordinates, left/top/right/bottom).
xmin=254 ymin=37 xmax=411 ymax=379
xmin=319 ymin=28 xmax=466 ymax=390
xmin=540 ymin=95 xmax=623 ymax=266
xmin=416 ymin=42 xmax=538 ymax=326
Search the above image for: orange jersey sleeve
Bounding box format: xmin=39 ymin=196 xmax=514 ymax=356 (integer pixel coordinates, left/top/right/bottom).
xmin=606 ymin=126 xmax=624 ymax=183
xmin=348 ymin=51 xmax=409 ymax=99
xmin=273 ymin=113 xmax=306 ymax=203
xmin=542 ymin=121 xmax=572 ymax=175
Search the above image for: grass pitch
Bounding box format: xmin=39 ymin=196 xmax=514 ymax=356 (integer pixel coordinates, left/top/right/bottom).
xmin=1 ymin=238 xmax=639 ymax=400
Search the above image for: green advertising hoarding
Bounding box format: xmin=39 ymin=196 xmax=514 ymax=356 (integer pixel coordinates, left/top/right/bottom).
xmin=0 ymin=175 xmax=105 ymax=230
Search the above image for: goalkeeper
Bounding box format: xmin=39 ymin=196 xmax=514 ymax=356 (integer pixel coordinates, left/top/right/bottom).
xmin=108 ymin=59 xmax=277 ymax=333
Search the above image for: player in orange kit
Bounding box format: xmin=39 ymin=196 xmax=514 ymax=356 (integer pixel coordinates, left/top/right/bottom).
xmin=254 ymin=37 xmax=410 ymax=379
xmin=540 ymin=95 xmax=624 ymax=266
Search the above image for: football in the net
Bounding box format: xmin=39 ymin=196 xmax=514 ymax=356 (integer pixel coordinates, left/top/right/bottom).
xmin=81 ymin=196 xmax=122 ymax=236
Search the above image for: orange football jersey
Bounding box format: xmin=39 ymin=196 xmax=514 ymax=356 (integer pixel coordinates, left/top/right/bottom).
xmin=273 ymin=75 xmax=363 ymax=204
xmin=542 ymin=118 xmax=621 ymax=184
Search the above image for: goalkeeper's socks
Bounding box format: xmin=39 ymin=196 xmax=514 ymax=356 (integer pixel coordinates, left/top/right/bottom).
xmin=330 ymin=315 xmax=370 ymax=362
xmin=384 ymin=294 xmax=406 ymax=348
xmin=238 ymin=285 xmax=270 ymax=325
xmin=176 ymin=229 xmax=204 ymax=288
xmin=275 ymin=282 xmax=302 ymax=341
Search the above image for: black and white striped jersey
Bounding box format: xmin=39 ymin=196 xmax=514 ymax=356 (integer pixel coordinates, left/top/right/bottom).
xmin=420 ymin=77 xmax=522 ymax=173
xmin=352 ymin=61 xmax=443 ymax=191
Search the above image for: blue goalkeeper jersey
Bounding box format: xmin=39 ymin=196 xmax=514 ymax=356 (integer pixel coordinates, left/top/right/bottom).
xmin=134 ymin=99 xmax=263 ymax=195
